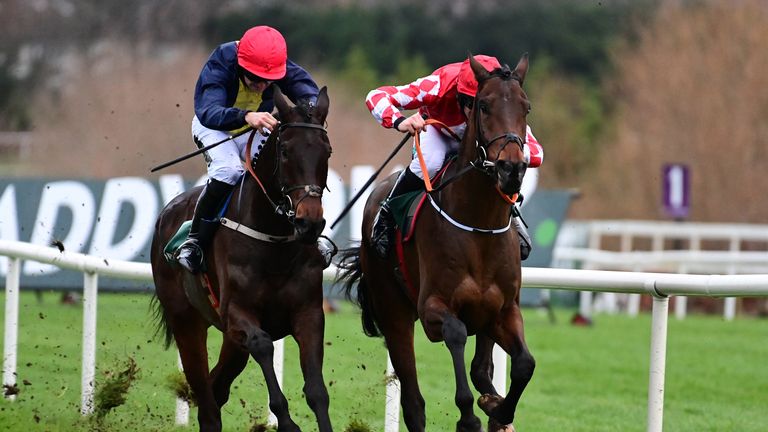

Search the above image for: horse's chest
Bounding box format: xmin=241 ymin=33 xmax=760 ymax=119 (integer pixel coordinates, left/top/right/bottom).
xmin=454 ymin=276 xmax=507 ymax=310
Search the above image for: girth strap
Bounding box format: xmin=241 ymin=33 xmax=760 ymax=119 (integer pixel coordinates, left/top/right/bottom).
xmin=220 ymin=217 xmax=297 ymax=243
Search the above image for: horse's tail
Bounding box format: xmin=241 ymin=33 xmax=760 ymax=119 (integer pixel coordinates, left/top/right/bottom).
xmin=148 ymin=208 xmax=176 ymax=350
xmin=335 ymin=244 xmax=382 ymax=337
xmin=150 ymin=292 xmax=175 ymax=349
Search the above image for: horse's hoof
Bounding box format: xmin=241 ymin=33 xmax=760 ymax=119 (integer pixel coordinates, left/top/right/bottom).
xmin=456 ymin=416 xmax=483 ymax=432
xmin=477 ymin=393 xmax=504 ymax=416
xmin=488 ymin=417 xmax=515 ymax=432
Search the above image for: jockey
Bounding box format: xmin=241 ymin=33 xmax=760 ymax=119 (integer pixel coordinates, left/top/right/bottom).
xmin=177 ymin=26 xmax=320 ymax=274
xmin=365 ymin=55 xmax=544 ymax=259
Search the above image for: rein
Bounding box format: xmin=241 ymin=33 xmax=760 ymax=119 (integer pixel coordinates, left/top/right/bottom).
xmin=413 ymin=119 xmax=461 ymax=192
xmin=244 ymin=122 xmax=328 ymax=220
xmin=416 ymin=72 xmax=529 ymax=233
xmin=421 ymin=110 xmax=522 ymax=205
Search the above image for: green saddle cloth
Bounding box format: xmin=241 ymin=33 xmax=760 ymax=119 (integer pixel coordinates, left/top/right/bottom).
xmin=388 ymin=190 xmax=424 ymax=233
xmin=163 ymin=220 xmax=192 ymax=262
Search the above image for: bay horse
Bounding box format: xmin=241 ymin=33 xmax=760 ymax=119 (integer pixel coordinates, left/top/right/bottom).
xmin=150 ymin=86 xmax=333 ymax=432
xmin=337 ymin=55 xmax=533 ymax=432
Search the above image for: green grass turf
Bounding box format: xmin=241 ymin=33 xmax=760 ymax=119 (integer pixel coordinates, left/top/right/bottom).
xmin=1 ymin=291 xmax=766 ymax=431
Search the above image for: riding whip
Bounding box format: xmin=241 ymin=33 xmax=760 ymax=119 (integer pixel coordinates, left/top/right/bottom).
xmin=330 ymin=132 xmax=412 ymax=230
xmin=149 ymin=127 xmax=255 ymax=172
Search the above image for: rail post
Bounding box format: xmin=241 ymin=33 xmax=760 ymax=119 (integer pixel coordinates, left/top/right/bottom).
xmin=646 ymin=294 xmax=669 ymax=432
xmin=3 ymin=257 xmax=20 ymax=401
xmin=80 ymin=271 xmax=99 ymax=415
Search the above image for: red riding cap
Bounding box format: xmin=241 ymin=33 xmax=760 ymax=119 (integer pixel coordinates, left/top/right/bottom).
xmin=237 ymin=26 xmax=288 ymax=81
xmin=456 ymin=55 xmax=502 ymax=97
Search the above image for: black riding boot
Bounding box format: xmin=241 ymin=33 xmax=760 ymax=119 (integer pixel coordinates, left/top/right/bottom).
xmin=512 ymin=205 xmax=532 ymax=261
xmin=176 ymin=178 xmax=234 ymax=274
xmin=371 ymin=168 xmax=423 ymax=258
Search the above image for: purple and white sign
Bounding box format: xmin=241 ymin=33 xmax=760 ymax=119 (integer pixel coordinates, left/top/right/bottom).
xmin=662 ymin=163 xmax=690 ymax=219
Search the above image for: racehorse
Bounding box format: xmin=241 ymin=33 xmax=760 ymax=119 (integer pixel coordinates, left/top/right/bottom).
xmin=151 ymin=86 xmax=333 ymax=432
xmin=337 ymin=55 xmax=533 ymax=432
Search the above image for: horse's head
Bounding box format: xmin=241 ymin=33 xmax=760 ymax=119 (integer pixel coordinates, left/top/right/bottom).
xmin=272 ymin=86 xmax=331 ymax=243
xmin=467 ymin=54 xmax=530 ymax=197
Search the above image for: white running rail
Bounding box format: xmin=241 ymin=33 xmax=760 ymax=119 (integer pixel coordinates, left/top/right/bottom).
xmin=3 ymin=239 xmax=768 ymax=432
xmin=554 ymin=220 xmax=768 ymax=320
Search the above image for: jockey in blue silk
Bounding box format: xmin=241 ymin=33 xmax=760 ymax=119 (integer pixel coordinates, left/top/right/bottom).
xmin=176 ymin=25 xmax=320 ymax=274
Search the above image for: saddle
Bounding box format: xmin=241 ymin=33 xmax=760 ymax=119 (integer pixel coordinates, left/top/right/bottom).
xmin=388 ymin=190 xmax=425 ymax=243
xmin=389 ymin=159 xmax=454 ymax=243
xmin=387 ymin=161 xmax=454 ymax=302
xmin=162 ymin=184 xmax=239 ymax=324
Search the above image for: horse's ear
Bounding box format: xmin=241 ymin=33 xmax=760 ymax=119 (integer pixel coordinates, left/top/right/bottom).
xmin=512 ymin=53 xmax=529 ymax=85
xmin=314 ymin=86 xmax=330 ymax=123
xmin=273 ymin=84 xmax=292 ymax=116
xmin=469 ymin=53 xmax=491 ymax=83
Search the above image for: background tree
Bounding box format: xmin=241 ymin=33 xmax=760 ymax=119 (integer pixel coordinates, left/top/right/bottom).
xmin=577 ymin=0 xmax=768 ymax=222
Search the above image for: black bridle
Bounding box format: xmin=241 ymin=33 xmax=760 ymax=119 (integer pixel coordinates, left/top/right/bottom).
xmin=247 ymin=121 xmax=329 ymax=221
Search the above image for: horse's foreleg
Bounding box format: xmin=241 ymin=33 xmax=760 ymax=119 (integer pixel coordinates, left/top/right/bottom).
xmin=210 ymin=337 xmax=249 ymax=408
xmin=174 ymin=317 xmax=221 ymax=432
xmin=226 ymin=308 xmax=299 ymax=432
xmin=479 ymin=304 xmax=535 ymax=427
xmin=380 ymin=318 xmax=425 ymax=432
xmin=292 ymin=309 xmax=332 ymax=432
xmin=470 ymin=334 xmax=498 ymax=396
xmin=437 ymin=313 xmax=483 ymax=432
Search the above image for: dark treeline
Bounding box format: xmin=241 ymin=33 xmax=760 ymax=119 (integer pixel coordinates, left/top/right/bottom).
xmin=205 ymin=1 xmax=656 ymax=84
xmin=199 ymin=0 xmax=656 ymax=186
xmin=0 ymin=0 xmax=655 ymax=131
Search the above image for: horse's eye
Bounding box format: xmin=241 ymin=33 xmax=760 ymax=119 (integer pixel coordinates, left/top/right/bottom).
xmin=526 ymin=102 xmax=532 ymax=114
xmin=479 ymin=101 xmax=490 ymax=114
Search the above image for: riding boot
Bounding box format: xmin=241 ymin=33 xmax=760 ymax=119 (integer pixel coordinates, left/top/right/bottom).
xmin=371 ymin=168 xmax=423 ymax=258
xmin=176 ymin=178 xmax=235 ymax=274
xmin=512 ymin=204 xmax=532 ymax=261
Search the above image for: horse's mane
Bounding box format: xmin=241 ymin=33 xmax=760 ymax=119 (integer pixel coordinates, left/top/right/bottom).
xmin=482 ymin=65 xmax=522 ymax=85
xmin=271 ymin=100 xmax=316 ymax=124
xmin=295 ymin=100 xmax=317 ymax=122
xmin=253 ymin=100 xmax=319 ymax=173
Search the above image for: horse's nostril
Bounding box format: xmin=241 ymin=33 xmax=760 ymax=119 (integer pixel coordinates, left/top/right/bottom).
xmin=517 ymin=162 xmax=527 ymax=182
xmin=294 ymin=218 xmax=326 ymax=243
xmin=495 ymin=160 xmax=514 ymax=178
xmin=294 ymin=218 xmax=312 ymax=235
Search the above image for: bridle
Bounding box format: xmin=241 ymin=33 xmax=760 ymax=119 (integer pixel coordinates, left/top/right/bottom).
xmin=471 ymin=68 xmax=527 ymax=178
xmin=245 ymin=121 xmax=329 ymax=221
xmin=429 ymin=69 xmax=528 ymax=196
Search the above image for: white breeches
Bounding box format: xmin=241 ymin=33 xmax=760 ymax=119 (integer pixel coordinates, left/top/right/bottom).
xmin=408 ymin=124 xmax=464 ymax=179
xmin=191 ymin=116 xmax=267 ymax=185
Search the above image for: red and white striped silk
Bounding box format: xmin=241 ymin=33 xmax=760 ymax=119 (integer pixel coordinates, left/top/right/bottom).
xmin=365 ymin=61 xmax=543 ymax=168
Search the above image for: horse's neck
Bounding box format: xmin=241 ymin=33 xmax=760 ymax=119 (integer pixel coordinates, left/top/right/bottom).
xmin=231 ymin=166 xmax=294 ymax=236
xmin=439 ymin=135 xmax=510 ymax=228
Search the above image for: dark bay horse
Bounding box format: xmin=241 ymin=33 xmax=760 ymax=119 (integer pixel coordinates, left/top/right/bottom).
xmin=338 ymin=55 xmax=533 ymax=432
xmin=151 ymin=87 xmax=333 ymax=432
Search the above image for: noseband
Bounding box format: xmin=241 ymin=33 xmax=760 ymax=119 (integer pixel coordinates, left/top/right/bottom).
xmin=245 ymin=122 xmax=329 ymax=221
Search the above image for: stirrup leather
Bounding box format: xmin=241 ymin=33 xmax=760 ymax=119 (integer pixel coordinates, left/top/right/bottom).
xmin=512 ymin=206 xmax=532 ymax=261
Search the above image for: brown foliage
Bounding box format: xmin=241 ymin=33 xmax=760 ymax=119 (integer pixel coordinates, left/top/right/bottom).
xmin=29 ymin=44 xmax=207 ymax=179
xmin=25 ymin=42 xmax=403 ymax=183
xmin=574 ymin=0 xmax=768 ymax=222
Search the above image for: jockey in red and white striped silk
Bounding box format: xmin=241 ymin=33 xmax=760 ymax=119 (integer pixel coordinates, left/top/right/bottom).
xmin=364 ymin=55 xmax=544 ymax=259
